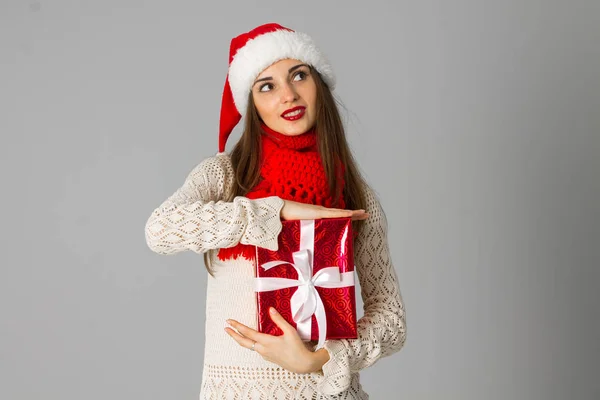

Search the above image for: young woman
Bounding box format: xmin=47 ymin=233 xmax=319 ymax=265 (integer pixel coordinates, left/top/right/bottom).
xmin=145 ymin=22 xmax=406 ymax=399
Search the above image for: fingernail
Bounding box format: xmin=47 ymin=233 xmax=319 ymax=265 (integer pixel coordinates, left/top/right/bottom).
xmin=270 ymin=307 xmax=277 ymax=314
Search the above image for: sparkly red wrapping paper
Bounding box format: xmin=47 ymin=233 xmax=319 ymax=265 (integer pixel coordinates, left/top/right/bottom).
xmin=254 ymin=217 xmax=358 ymax=341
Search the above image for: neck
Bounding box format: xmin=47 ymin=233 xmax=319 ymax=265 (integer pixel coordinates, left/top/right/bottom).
xmin=260 ymin=122 xmax=317 ymax=151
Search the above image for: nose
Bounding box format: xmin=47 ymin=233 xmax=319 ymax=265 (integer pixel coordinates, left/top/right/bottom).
xmin=280 ymin=81 xmax=298 ymax=103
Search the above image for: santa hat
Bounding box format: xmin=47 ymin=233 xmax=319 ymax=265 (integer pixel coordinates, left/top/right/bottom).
xmin=218 ymin=23 xmax=336 ymax=153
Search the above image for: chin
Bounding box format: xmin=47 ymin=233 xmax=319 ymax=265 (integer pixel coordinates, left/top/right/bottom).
xmin=282 ymin=123 xmax=313 ymax=136
xmin=284 ymin=129 xmax=307 ymax=136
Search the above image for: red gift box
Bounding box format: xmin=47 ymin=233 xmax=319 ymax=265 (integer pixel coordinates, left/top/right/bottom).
xmin=253 ymin=217 xmax=358 ymax=350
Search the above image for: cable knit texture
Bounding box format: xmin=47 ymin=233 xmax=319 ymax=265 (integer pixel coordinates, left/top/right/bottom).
xmin=217 ymin=122 xmax=345 ymax=262
xmin=144 ymin=153 xmax=406 ymax=399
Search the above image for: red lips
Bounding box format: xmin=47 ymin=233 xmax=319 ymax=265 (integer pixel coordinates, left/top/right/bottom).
xmin=281 ymin=106 xmax=306 ymax=121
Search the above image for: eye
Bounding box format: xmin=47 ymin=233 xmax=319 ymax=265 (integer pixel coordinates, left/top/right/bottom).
xmin=259 ymin=83 xmax=273 ymax=92
xmin=293 ymin=71 xmax=308 ymax=81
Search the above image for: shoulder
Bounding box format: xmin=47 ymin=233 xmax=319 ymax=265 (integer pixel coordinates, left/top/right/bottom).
xmin=191 ymin=151 xmax=233 ymax=176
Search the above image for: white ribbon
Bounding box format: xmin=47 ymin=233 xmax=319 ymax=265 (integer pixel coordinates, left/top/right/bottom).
xmin=254 ymin=220 xmax=355 ymax=351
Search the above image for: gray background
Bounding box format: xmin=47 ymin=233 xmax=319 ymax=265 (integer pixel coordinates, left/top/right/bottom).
xmin=1 ymin=0 xmax=599 ymax=399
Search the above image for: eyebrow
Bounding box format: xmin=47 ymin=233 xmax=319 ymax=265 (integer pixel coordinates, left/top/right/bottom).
xmin=252 ymin=64 xmax=309 ymax=87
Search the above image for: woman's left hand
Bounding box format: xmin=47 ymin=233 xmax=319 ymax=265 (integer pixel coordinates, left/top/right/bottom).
xmin=224 ymin=307 xmax=329 ymax=374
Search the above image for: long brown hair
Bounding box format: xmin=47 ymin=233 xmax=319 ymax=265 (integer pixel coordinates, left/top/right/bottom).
xmin=203 ymin=66 xmax=367 ymax=277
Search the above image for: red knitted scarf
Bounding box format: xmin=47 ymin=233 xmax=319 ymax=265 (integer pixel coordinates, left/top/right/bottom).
xmin=217 ymin=122 xmax=346 ymax=262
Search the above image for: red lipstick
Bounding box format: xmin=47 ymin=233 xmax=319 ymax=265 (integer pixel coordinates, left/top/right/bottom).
xmin=281 ymin=106 xmax=306 ymax=121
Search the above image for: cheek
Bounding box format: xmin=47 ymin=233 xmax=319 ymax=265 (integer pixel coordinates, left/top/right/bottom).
xmin=253 ymin=100 xmax=268 ymax=119
xmin=254 ymin=97 xmax=278 ymax=119
xmin=304 ymin=84 xmax=318 ymax=110
xmin=306 ymin=96 xmax=317 ymax=117
xmin=265 ymin=102 xmax=281 ymax=120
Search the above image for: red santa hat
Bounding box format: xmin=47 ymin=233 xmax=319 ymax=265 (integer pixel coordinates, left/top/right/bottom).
xmin=218 ymin=22 xmax=337 ymax=153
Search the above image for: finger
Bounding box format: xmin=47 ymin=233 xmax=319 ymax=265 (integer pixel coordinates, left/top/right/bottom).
xmin=328 ymin=208 xmax=366 ymax=215
xmin=226 ymin=319 xmax=269 ymax=343
xmin=323 ymin=209 xmax=354 ymax=217
xmin=268 ymin=307 xmax=295 ymax=335
xmin=326 ymin=209 xmax=369 ymax=219
xmin=224 ymin=325 xmax=259 ymax=351
xmin=352 ymin=212 xmax=370 ymax=221
xmin=350 ymin=209 xmax=367 ymax=215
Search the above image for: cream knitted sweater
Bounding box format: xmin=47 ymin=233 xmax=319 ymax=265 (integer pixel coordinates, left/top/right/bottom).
xmin=144 ymin=152 xmax=407 ymax=399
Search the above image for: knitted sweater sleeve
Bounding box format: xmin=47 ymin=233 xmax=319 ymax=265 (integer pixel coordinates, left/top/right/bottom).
xmin=144 ymin=154 xmax=285 ymax=255
xmin=315 ymin=185 xmax=407 ymax=395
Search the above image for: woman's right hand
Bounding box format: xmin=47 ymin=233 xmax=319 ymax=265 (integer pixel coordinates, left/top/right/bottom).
xmin=280 ymin=199 xmax=369 ymax=221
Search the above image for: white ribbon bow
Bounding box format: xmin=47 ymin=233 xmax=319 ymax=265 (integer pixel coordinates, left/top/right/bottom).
xmin=254 ymin=220 xmax=355 ymax=351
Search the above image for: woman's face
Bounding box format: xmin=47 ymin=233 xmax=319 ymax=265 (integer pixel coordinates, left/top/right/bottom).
xmin=251 ymin=58 xmax=317 ymax=136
